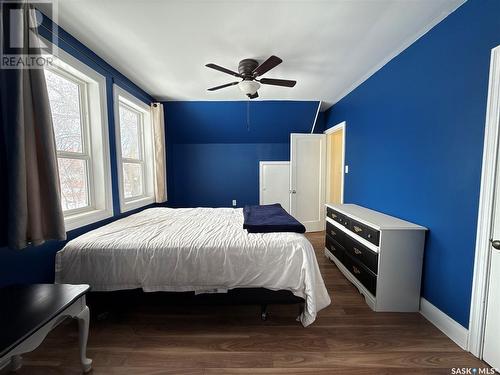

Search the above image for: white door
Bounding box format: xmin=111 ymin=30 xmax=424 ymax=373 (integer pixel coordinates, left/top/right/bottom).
xmin=259 ymin=161 xmax=290 ymax=213
xmin=482 ymin=46 xmax=500 ymax=370
xmin=483 ymin=162 xmax=500 ymax=369
xmin=290 ymin=133 xmax=326 ymax=232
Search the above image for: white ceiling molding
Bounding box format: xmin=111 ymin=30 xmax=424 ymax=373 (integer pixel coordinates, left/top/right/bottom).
xmin=46 ymin=0 xmax=465 ymax=111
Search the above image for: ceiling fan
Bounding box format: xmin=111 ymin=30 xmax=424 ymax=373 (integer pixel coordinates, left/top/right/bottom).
xmin=205 ymin=55 xmax=296 ymax=99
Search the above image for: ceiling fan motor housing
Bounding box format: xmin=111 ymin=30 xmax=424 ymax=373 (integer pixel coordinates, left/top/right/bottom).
xmin=238 ymin=59 xmax=259 ymax=78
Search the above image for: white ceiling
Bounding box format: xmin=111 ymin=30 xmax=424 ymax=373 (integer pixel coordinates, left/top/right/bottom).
xmin=49 ymin=0 xmax=464 ymax=110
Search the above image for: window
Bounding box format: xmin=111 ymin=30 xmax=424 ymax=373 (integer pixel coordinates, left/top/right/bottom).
xmin=114 ymin=85 xmax=154 ymax=212
xmin=44 ymin=50 xmax=113 ymax=230
xmin=119 ymin=103 xmax=144 ymax=199
xmin=45 ymin=69 xmax=90 ymax=212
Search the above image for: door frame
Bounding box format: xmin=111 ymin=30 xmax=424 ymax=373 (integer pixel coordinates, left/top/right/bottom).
xmin=469 ymin=45 xmax=500 ymax=358
xmin=324 ymin=121 xmax=346 ymax=204
xmin=259 ymin=161 xmax=291 ymax=209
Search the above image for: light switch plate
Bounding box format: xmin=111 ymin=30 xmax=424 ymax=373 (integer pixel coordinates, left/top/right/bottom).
xmin=232 ymin=199 xmax=237 ymax=207
xmin=345 ymin=165 xmax=349 ymax=174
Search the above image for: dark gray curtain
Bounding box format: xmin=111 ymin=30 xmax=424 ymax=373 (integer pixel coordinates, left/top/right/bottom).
xmin=0 ymin=2 xmax=65 ymax=249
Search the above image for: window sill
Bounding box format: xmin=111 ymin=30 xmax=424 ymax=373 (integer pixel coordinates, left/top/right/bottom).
xmin=120 ymin=196 xmax=155 ymax=213
xmin=64 ymin=208 xmax=114 ymax=231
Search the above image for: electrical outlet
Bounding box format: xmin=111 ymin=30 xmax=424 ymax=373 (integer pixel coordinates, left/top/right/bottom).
xmin=345 ymin=165 xmax=349 ymax=174
xmin=232 ymin=199 xmax=237 ymax=207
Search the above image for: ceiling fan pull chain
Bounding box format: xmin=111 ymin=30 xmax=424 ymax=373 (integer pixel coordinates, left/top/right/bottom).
xmin=247 ymin=100 xmax=250 ymax=131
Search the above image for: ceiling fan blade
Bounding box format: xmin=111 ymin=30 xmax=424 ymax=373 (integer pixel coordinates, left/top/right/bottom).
xmin=252 ymin=55 xmax=282 ymax=77
xmin=248 ymin=92 xmax=259 ymax=99
xmin=205 ymin=63 xmax=241 ymax=77
xmin=259 ymin=78 xmax=296 ymax=87
xmin=207 ymin=81 xmax=240 ymax=91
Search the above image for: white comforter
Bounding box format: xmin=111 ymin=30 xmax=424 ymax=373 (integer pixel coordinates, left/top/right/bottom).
xmin=55 ymin=207 xmax=330 ymax=326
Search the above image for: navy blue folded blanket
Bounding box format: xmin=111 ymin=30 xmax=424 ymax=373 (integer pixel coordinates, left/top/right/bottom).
xmin=243 ymin=204 xmax=306 ymax=234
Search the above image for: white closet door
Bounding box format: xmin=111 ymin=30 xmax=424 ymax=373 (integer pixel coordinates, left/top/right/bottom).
xmin=483 ymin=152 xmax=500 ymax=369
xmin=259 ymin=161 xmax=290 ymax=213
xmin=290 ymin=133 xmax=326 ymax=232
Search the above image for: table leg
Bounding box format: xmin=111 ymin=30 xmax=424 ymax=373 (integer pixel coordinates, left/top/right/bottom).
xmin=76 ymin=306 xmax=92 ymax=373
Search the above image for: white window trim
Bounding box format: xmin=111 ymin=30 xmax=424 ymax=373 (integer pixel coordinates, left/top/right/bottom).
xmin=46 ymin=47 xmax=113 ymax=231
xmin=113 ymin=84 xmax=154 ymax=213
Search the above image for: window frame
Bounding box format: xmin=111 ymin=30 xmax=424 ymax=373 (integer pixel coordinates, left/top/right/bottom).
xmin=46 ymin=66 xmax=93 ymax=216
xmin=113 ymin=85 xmax=154 ymax=213
xmin=118 ymin=101 xmax=145 ymax=200
xmin=44 ymin=47 xmax=113 ymax=230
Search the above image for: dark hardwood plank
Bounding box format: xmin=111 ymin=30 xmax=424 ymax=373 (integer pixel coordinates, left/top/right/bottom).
xmin=205 ymin=369 xmax=455 ymax=375
xmin=18 ymin=231 xmax=487 ymax=374
xmin=272 ymin=351 xmax=482 ymax=368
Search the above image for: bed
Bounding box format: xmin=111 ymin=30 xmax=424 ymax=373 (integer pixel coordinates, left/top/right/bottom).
xmin=55 ymin=207 xmax=330 ymax=326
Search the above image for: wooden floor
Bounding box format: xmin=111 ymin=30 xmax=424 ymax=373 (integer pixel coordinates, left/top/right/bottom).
xmin=18 ymin=231 xmax=486 ymax=374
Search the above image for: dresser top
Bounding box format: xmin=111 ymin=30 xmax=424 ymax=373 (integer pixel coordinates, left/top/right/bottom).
xmin=326 ymin=203 xmax=427 ymax=231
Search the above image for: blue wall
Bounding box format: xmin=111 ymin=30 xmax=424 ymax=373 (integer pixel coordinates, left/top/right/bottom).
xmin=0 ymin=14 xmax=154 ymax=286
xmin=165 ymin=101 xmax=319 ymax=207
xmin=324 ymin=0 xmax=500 ymax=327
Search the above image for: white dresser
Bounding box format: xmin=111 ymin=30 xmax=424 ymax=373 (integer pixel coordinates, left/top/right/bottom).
xmin=325 ymin=203 xmax=427 ymax=312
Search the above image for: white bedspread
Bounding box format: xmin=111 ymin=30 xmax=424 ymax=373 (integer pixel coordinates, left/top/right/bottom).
xmin=55 ymin=207 xmax=330 ymax=326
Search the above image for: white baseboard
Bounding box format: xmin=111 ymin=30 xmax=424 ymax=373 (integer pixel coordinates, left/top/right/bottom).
xmin=420 ymin=298 xmax=469 ymax=350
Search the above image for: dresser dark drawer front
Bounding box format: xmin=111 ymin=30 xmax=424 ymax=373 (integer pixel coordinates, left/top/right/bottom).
xmin=350 ymin=219 xmax=380 ymax=246
xmin=342 ymin=253 xmax=377 ymax=296
xmin=326 ymin=221 xmax=346 ymax=244
xmin=343 ymin=236 xmax=379 ymax=274
xmin=325 ymin=235 xmax=345 ymax=262
xmin=326 ymin=207 xmax=349 ymax=227
xmin=327 ymin=207 xmax=374 ymax=239
xmin=326 ymin=207 xmax=343 ymax=224
xmin=337 ymin=213 xmax=351 ymax=229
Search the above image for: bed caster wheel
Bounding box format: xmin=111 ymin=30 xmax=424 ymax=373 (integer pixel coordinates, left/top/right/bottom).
xmin=298 ymin=303 xmax=305 ymax=319
xmin=97 ymin=311 xmax=110 ymax=321
xmin=260 ymin=304 xmax=268 ymax=321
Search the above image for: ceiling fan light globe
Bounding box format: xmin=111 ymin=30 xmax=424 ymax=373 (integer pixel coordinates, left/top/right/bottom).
xmin=238 ymin=80 xmax=260 ymax=96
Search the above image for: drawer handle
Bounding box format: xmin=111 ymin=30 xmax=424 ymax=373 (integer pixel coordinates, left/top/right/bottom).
xmin=353 ymin=226 xmax=363 ymax=233
xmin=353 ymin=247 xmax=362 ymax=255
xmin=352 ymin=266 xmax=361 ymax=275
xmin=330 ymin=230 xmax=336 ymax=236
xmin=367 ymin=233 xmax=372 ymax=239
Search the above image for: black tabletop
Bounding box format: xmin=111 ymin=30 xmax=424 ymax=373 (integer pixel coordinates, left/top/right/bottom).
xmin=0 ymin=284 xmax=89 ymax=358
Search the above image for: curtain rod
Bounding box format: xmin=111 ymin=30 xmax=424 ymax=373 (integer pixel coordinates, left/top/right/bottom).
xmin=38 ymin=22 xmax=155 ymax=103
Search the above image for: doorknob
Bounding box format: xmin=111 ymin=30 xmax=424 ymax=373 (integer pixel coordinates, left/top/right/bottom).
xmin=290 ymin=190 xmax=296 ymax=194
xmin=491 ymin=239 xmax=500 ymax=250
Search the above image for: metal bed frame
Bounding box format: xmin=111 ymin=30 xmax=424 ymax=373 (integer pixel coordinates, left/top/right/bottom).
xmin=87 ymin=288 xmax=305 ymax=321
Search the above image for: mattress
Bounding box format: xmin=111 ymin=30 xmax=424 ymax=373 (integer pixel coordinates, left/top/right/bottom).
xmin=55 ymin=207 xmax=331 ymax=326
